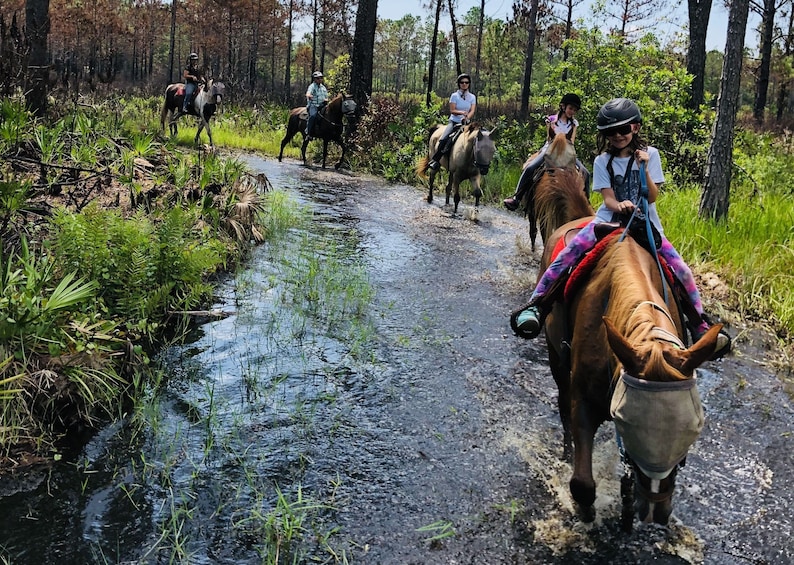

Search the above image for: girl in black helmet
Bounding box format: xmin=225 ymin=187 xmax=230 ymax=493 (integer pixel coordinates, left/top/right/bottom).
xmin=503 ymin=93 xmax=590 ymax=210
xmin=428 ymin=74 xmax=477 ymax=170
xmin=510 ymin=97 xmax=730 ymax=359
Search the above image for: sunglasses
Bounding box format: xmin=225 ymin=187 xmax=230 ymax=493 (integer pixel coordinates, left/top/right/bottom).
xmin=603 ymin=124 xmax=633 ymax=137
xmin=459 ymin=81 xmax=470 ymax=84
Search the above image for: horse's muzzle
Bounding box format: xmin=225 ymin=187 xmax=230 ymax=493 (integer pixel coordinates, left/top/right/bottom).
xmin=477 ymin=164 xmax=490 ymax=175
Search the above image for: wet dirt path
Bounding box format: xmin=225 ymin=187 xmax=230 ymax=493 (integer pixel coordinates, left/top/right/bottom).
xmin=245 ymin=157 xmax=794 ymax=564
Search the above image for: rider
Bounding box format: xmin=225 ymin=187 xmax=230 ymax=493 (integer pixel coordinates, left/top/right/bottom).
xmin=180 ymin=52 xmax=204 ymax=116
xmin=509 ymin=97 xmax=731 ymax=359
xmin=428 ymin=73 xmax=477 ymax=171
xmin=503 ymin=93 xmax=590 ymax=210
xmin=305 ymin=70 xmax=329 ymax=138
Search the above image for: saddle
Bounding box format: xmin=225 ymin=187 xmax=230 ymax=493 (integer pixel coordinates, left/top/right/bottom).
xmin=561 ymin=222 xmax=671 ymax=303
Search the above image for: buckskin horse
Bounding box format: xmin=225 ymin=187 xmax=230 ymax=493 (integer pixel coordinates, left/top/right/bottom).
xmin=525 ymin=132 xmax=591 ymax=251
xmin=535 ymin=180 xmax=722 ymax=530
xmin=277 ymin=92 xmax=357 ymax=169
xmin=416 ymin=123 xmax=497 ymax=215
xmin=160 ymin=79 xmax=225 ymax=147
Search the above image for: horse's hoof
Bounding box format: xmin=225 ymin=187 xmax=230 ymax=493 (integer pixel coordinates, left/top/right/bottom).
xmin=577 ymin=504 xmax=596 ymax=523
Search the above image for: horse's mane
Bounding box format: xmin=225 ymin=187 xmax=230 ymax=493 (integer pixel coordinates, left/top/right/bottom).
xmin=601 ymin=239 xmax=689 ymax=382
xmin=534 ymin=170 xmax=594 ymax=242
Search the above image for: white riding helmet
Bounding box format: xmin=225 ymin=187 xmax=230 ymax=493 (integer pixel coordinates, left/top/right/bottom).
xmin=189 ymin=53 xmax=199 ymax=60
xmin=312 ymin=71 xmax=324 ymax=79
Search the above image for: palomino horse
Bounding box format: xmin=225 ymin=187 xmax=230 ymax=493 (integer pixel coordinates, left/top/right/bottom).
xmin=416 ymin=123 xmax=497 ymax=215
xmin=278 ymin=93 xmax=357 ymax=169
xmin=160 ymin=79 xmax=226 ymax=147
xmin=536 ymin=189 xmax=722 ymax=530
xmin=525 ymin=133 xmax=590 ymax=251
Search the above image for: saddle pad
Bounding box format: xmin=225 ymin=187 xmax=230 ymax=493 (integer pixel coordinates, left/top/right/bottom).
xmin=563 ymin=230 xmax=675 ymax=302
xmin=549 ymin=219 xmax=591 ymax=263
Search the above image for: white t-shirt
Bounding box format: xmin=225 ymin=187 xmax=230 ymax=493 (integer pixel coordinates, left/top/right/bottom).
xmin=592 ymin=146 xmax=665 ymax=235
xmin=448 ymin=90 xmax=476 ymax=124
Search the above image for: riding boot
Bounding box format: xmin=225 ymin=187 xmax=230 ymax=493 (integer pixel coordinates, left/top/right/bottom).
xmin=428 ymin=138 xmax=449 ymax=171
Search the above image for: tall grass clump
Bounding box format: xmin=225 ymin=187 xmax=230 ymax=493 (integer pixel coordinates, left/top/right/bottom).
xmin=660 ymin=129 xmax=794 ymax=343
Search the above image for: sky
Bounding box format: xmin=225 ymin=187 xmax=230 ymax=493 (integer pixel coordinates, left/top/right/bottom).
xmin=376 ymin=0 xmax=759 ymax=54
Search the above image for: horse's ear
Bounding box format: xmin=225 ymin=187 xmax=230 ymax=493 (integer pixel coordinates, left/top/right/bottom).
xmin=487 ymin=125 xmax=498 ymax=139
xmin=603 ymin=316 xmax=643 ymax=375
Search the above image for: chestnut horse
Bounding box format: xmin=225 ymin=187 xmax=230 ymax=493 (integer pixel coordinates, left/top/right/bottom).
xmin=537 ymin=185 xmax=723 ymax=529
xmin=525 ymin=133 xmax=591 ymax=251
xmin=415 ymin=123 xmax=497 ymax=215
xmin=277 ymin=93 xmax=357 ymax=169
xmin=160 ymin=79 xmax=225 ymax=147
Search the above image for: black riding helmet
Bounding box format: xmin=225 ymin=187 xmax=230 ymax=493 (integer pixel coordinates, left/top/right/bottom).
xmin=457 ymin=73 xmax=471 ymax=85
xmin=597 ymin=98 xmax=642 ymax=130
xmin=560 ymin=93 xmax=581 ymax=109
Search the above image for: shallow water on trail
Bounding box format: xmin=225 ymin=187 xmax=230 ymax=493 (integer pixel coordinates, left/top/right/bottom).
xmin=1 ymin=155 xmax=793 ymax=564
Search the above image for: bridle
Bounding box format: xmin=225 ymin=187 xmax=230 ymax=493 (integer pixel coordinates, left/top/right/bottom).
xmin=472 ymin=129 xmax=492 ymax=175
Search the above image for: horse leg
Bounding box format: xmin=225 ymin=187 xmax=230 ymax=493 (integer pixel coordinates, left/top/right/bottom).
xmin=335 ymin=140 xmax=346 ymax=170
xmin=301 ymin=137 xmax=310 ymax=165
xmin=201 ymin=120 xmax=214 ymax=147
xmin=620 ymin=469 xmax=635 ymax=532
xmin=569 ymin=399 xmax=599 ymax=522
xmin=195 ymin=120 xmax=205 ymax=145
xmin=452 ymin=180 xmax=461 ymax=214
xmin=548 ymin=342 xmax=573 ymax=461
xmin=427 ymin=171 xmax=436 ymax=204
xmin=471 ymin=175 xmax=483 ymax=209
xmin=278 ymin=133 xmax=292 ymax=162
xmin=322 ymin=139 xmax=329 ymax=169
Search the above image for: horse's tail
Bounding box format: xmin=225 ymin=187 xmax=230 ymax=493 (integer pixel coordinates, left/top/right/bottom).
xmin=416 ymin=156 xmax=430 ymax=178
xmin=160 ymin=84 xmax=175 ymax=131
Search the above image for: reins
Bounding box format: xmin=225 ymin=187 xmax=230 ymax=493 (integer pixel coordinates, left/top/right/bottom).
xmin=618 ymin=162 xmax=669 ymax=305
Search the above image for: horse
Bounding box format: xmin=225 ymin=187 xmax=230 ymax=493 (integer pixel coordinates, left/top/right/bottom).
xmin=160 ymin=79 xmax=226 ymax=147
xmin=536 ymin=188 xmax=723 ymax=530
xmin=415 ymin=123 xmax=497 ymax=214
xmin=524 ymin=132 xmax=591 ymax=251
xmin=277 ymin=92 xmax=357 ymax=169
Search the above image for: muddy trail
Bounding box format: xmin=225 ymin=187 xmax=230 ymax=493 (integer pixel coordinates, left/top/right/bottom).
xmin=1 ymin=155 xmax=792 ymax=565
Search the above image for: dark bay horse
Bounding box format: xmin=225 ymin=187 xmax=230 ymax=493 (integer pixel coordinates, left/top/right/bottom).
xmin=536 ymin=187 xmax=723 ymax=530
xmin=160 ymin=79 xmax=225 ymax=147
xmin=416 ymin=123 xmax=497 ymax=216
xmin=525 ymin=133 xmax=591 ymax=251
xmin=277 ymin=93 xmax=357 ymax=169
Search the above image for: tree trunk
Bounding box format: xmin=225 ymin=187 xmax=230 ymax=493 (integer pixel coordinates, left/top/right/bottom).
xmin=169 ymin=0 xmax=176 ymax=83
xmin=700 ymin=0 xmax=750 ymax=222
xmin=350 ymin=0 xmax=378 ymax=109
xmin=284 ymin=0 xmax=293 ymax=104
xmin=448 ymin=0 xmax=461 ymax=75
xmin=475 ymin=0 xmax=484 ymax=89
xmin=686 ymin=0 xmax=712 ymax=110
xmin=519 ymin=0 xmax=539 ymax=121
xmin=776 ymin=5 xmax=794 ymax=120
xmin=426 ymin=0 xmax=443 ymax=107
xmin=25 ymin=0 xmax=50 ymax=118
xmin=752 ymin=0 xmax=776 ymax=123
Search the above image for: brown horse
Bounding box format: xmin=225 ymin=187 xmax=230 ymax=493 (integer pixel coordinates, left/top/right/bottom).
xmin=416 ymin=123 xmax=497 ymax=215
xmin=525 ymin=133 xmax=591 ymax=251
xmin=277 ymin=93 xmax=357 ymax=169
xmin=160 ymin=79 xmax=225 ymax=146
xmin=538 ymin=204 xmax=722 ymax=530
